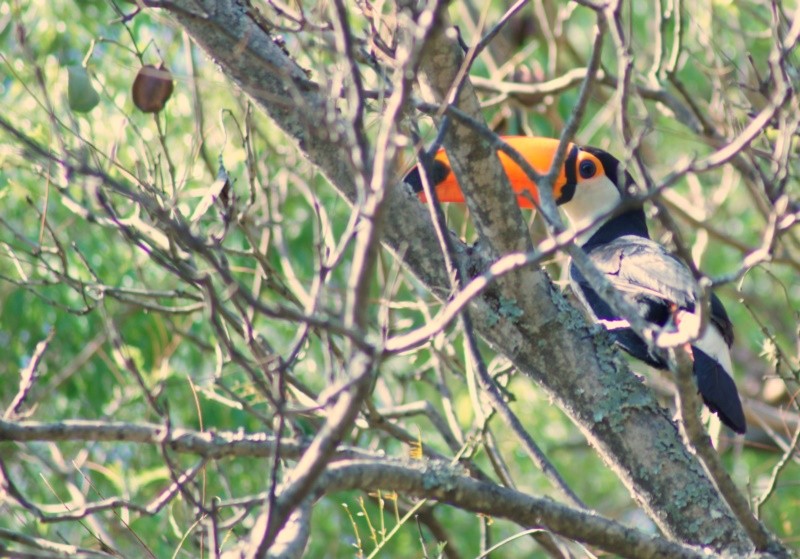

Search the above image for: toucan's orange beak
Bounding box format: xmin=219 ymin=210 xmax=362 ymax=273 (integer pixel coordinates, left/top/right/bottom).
xmin=404 ymin=137 xmax=573 ymax=209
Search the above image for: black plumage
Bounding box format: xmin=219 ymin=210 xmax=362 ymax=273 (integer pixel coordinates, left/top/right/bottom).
xmin=570 ymin=209 xmax=746 ymax=433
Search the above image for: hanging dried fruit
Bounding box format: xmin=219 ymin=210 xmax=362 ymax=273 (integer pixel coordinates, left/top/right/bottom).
xmin=132 ymin=63 xmax=174 ymax=114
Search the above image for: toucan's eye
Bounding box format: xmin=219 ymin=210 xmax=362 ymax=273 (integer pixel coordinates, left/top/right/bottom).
xmin=579 ymin=159 xmax=597 ymax=179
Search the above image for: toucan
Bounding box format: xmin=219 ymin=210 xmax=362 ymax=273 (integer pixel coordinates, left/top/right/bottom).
xmin=404 ymin=137 xmax=746 ymax=434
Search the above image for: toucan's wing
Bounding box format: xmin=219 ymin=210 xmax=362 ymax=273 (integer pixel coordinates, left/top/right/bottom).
xmin=584 ymin=236 xmax=734 ymax=344
xmin=585 ymin=235 xmax=698 ymax=312
xmin=572 ymin=235 xmax=745 ymax=433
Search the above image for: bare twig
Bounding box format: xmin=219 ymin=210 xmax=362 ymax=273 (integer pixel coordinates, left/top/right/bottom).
xmin=4 ymin=329 xmax=54 ymax=419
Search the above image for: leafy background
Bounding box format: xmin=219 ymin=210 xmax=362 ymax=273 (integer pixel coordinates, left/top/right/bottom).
xmin=1 ymin=0 xmax=798 ymax=557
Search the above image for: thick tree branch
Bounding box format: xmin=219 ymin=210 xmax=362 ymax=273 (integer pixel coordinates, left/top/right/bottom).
xmin=312 ymin=459 xmax=708 ymax=559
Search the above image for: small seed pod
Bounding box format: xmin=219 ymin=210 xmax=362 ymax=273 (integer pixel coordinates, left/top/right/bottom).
xmin=67 ymin=65 xmax=100 ymax=113
xmin=132 ymin=63 xmax=174 ymax=114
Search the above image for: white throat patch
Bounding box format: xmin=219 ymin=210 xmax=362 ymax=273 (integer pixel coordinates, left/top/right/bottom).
xmin=561 ymin=175 xmax=622 ymax=240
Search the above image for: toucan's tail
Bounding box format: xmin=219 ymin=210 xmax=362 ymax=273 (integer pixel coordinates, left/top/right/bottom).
xmin=693 ymin=347 xmax=746 ymax=434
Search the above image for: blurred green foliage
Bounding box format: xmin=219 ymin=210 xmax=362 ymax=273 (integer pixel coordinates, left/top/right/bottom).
xmin=0 ymin=0 xmax=798 ymax=557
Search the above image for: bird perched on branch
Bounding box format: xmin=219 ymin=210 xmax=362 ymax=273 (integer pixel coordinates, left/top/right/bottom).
xmin=404 ymin=137 xmax=746 ymax=434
